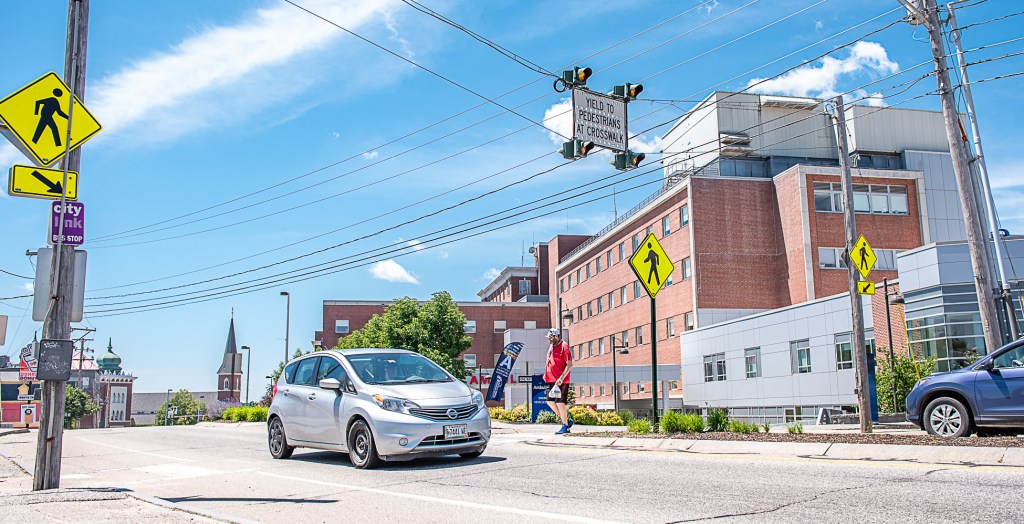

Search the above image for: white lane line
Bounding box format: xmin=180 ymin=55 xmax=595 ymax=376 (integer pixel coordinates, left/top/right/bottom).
xmin=259 ymin=471 xmax=626 ymax=524
xmin=69 ymin=435 xmax=194 ymax=463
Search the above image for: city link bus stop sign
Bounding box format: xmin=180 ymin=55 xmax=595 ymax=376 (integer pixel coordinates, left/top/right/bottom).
xmin=0 ymin=72 xmax=102 ymax=167
xmin=629 ymin=233 xmax=675 ymax=299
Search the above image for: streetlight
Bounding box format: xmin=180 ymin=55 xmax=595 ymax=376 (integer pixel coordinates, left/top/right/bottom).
xmin=610 ymin=336 xmax=629 ymax=413
xmin=280 ymin=291 xmax=291 ymax=365
xmin=164 ymin=388 xmax=172 ymax=426
xmin=883 ymin=278 xmax=905 ymax=412
xmin=241 ymin=345 xmax=252 ymax=405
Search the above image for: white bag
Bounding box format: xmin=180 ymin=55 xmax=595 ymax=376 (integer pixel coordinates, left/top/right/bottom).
xmin=548 ymin=385 xmax=562 ymax=399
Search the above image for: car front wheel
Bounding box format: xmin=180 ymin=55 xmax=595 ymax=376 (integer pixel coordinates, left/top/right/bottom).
xmin=268 ymin=417 xmax=294 ymax=459
xmin=923 ymin=397 xmax=972 ymax=438
xmin=347 ymin=420 xmax=381 ymax=469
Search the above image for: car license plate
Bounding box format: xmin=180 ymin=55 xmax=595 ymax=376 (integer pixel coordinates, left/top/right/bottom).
xmin=444 ymin=424 xmax=468 ymax=439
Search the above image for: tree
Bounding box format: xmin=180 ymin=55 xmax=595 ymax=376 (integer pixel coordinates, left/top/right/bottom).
xmin=336 ymin=291 xmax=471 ymax=379
xmin=156 ymin=389 xmax=207 ymax=426
xmin=64 ymin=385 xmax=99 ymax=429
xmin=875 ymin=351 xmax=937 ymax=413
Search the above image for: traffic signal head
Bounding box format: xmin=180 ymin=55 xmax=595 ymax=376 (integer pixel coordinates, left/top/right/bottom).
xmin=577 ymin=141 xmax=596 ymax=157
xmin=560 ymin=140 xmax=596 ymax=159
xmin=613 ymin=83 xmax=644 ymax=101
xmin=559 ymin=141 xmax=575 ymax=160
xmin=629 ymin=151 xmax=645 ymax=167
xmin=611 ymin=153 xmax=628 ymax=170
xmin=611 ymin=150 xmax=645 ymax=170
xmin=562 ymin=66 xmax=593 ymax=87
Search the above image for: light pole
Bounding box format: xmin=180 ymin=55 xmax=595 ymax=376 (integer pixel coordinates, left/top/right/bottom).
xmin=241 ymin=345 xmax=252 ymax=405
xmin=280 ymin=291 xmax=290 ymax=364
xmin=164 ymin=388 xmax=172 ymax=426
xmin=610 ymin=336 xmax=629 ymax=413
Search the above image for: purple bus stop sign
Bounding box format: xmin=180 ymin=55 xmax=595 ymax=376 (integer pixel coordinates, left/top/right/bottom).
xmin=49 ymin=201 xmax=85 ymax=246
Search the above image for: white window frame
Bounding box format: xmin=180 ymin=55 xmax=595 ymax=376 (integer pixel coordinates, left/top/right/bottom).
xmin=662 ymin=216 xmax=671 ymax=236
xmin=493 ymin=320 xmax=507 ymax=333
xmin=791 ymin=339 xmax=812 ymax=374
xmin=524 ymin=320 xmax=537 ymax=329
xmin=835 ymin=333 xmax=854 ymax=370
xmin=464 ymin=354 xmax=477 ymax=368
xmin=682 ymin=257 xmax=692 ymax=280
xmin=335 ymin=319 xmax=350 ymax=334
xmin=518 ymin=279 xmax=531 ymax=295
xmin=745 ymin=347 xmax=761 ymax=378
xmin=464 ymin=320 xmax=477 ymax=334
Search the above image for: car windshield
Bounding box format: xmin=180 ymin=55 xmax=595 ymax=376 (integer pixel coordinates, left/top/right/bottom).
xmin=344 ymin=353 xmax=453 ymax=384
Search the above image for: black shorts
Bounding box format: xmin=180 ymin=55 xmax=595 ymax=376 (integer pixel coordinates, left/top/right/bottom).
xmin=545 ymin=383 xmax=569 ymax=404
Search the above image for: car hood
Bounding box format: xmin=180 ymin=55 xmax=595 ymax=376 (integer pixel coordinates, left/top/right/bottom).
xmin=369 ymin=381 xmax=473 ymax=404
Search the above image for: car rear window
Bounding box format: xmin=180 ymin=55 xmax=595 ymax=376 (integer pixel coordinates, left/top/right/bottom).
xmin=284 ymin=361 xmax=299 ymax=384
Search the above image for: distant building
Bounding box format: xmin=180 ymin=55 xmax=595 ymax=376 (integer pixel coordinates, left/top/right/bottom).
xmin=0 ymin=349 xmax=41 ymax=429
xmin=217 ymin=316 xmax=243 ymax=402
xmin=94 ymin=339 xmax=136 ymax=428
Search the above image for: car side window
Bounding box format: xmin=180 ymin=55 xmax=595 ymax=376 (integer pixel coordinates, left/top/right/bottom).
xmin=992 ymin=346 xmax=1024 ymax=369
xmin=284 ymin=361 xmax=299 ymax=384
xmin=317 ymin=357 xmax=355 ymax=392
xmin=293 ymin=357 xmax=319 ymax=386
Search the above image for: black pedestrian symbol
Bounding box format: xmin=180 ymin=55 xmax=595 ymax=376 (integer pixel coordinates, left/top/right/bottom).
xmin=858 ymin=244 xmax=869 ymax=271
xmin=32 ymin=88 xmax=68 ymax=147
xmin=644 ymin=242 xmax=660 ymax=285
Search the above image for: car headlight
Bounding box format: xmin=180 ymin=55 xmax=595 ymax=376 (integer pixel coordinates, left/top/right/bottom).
xmin=471 ymin=389 xmax=485 ymax=408
xmin=915 ymin=377 xmax=931 ymax=389
xmin=372 ymin=395 xmax=420 ymax=414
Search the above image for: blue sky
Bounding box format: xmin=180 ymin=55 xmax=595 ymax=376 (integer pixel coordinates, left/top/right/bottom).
xmin=1 ymin=0 xmax=1022 ymax=399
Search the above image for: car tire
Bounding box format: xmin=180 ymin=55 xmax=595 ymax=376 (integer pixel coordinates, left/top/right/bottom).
xmin=923 ymin=397 xmax=972 ymax=438
xmin=268 ymin=417 xmax=294 ymax=459
xmin=459 ymin=447 xmax=485 ymax=459
xmin=348 ymin=420 xmax=381 ymax=469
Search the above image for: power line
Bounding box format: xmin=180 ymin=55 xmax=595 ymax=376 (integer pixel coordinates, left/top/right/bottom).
xmin=0 ymin=268 xmax=32 ymax=280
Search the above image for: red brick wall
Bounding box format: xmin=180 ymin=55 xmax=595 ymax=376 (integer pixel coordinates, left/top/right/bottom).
xmin=804 ymin=173 xmax=922 ymax=298
xmin=774 ymin=169 xmax=809 ymax=304
xmin=692 ymin=177 xmax=790 ymax=309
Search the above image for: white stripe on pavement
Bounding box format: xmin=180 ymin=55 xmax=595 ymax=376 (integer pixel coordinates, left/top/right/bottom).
xmin=258 ymin=471 xmax=626 ymax=524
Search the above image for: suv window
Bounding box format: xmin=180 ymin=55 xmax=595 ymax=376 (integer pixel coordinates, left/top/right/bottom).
xmin=992 ymin=346 xmax=1024 ymax=369
xmin=316 ymin=357 xmax=355 ymax=392
xmin=292 ymin=357 xmax=319 ymax=386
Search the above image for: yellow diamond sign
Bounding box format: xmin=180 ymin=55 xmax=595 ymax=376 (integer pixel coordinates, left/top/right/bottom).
xmin=0 ymin=72 xmax=102 ymax=167
xmin=629 ymin=233 xmax=675 ymax=299
xmin=8 ymin=165 xmax=78 ymax=200
xmin=849 ymin=235 xmax=876 ymax=279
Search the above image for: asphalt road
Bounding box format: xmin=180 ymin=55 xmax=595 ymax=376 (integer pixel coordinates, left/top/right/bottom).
xmin=2 ymin=423 xmax=1023 ymax=523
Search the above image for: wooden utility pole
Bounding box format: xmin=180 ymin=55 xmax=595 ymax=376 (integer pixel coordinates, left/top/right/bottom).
xmin=34 ymin=0 xmax=89 ymax=491
xmin=915 ymin=0 xmax=1002 ymax=351
xmin=831 ymin=96 xmax=872 ymax=433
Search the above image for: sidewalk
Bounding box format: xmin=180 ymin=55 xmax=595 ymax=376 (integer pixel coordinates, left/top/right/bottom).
xmin=495 ymin=421 xmax=1024 ymax=467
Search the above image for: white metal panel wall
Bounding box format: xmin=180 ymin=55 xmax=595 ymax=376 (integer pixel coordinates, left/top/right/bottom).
xmin=661 ymin=96 xmax=720 ymax=174
xmin=847 ymin=106 xmax=950 ymax=153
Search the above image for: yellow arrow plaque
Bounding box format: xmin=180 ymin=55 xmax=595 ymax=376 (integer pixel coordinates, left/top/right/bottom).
xmin=857 ymin=280 xmax=876 ymax=296
xmin=8 ymin=165 xmax=78 ymax=200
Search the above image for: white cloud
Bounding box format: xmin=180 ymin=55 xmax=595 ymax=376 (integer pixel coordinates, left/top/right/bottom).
xmin=815 ymin=20 xmax=823 ymax=31
xmin=748 ymin=41 xmax=898 ymax=102
xmin=482 ymin=267 xmax=501 ymax=281
xmin=332 ymin=131 xmax=341 ymax=139
xmin=369 ymin=259 xmax=419 ymax=284
xmin=21 ymin=282 xmax=34 ymax=292
xmin=87 ymin=0 xmax=400 ymax=144
xmin=705 ymin=1 xmax=721 ymax=14
xmin=362 ymin=151 xmax=380 ymax=159
xmin=405 ymin=239 xmax=425 ymax=251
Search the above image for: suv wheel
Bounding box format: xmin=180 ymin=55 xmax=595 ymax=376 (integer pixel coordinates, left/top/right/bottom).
xmin=268 ymin=417 xmax=295 ymax=459
xmin=923 ymin=397 xmax=972 ymax=438
xmin=348 ymin=420 xmax=381 ymax=469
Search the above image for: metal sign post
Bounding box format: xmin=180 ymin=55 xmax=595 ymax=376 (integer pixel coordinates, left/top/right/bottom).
xmin=628 ymin=233 xmax=675 ymax=427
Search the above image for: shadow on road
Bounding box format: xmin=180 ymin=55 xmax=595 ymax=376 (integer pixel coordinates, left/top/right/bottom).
xmin=288 ymin=450 xmax=506 ymax=470
xmin=163 ymin=495 xmax=333 ymax=504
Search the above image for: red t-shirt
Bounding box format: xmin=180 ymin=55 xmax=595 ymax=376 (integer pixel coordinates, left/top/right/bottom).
xmin=544 ymin=340 xmax=572 ymax=384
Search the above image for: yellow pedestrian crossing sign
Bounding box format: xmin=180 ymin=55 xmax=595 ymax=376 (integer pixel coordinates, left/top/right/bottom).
xmin=629 ymin=233 xmax=675 ymax=299
xmin=0 ymin=72 xmax=102 ymax=167
xmin=8 ymin=165 xmax=78 ymax=200
xmin=857 ymin=280 xmax=876 ymax=296
xmin=849 ymin=235 xmax=876 ymax=279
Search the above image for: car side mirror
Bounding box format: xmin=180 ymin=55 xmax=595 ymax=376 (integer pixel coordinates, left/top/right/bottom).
xmin=977 ymin=360 xmax=993 ymax=372
xmin=319 ymin=378 xmax=342 ymax=390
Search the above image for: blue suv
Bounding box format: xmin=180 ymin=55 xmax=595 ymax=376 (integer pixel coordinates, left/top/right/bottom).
xmin=906 ymin=338 xmax=1024 ymax=437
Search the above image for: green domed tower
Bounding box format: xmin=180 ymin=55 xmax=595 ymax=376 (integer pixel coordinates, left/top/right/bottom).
xmin=96 ymin=338 xmax=122 ymax=373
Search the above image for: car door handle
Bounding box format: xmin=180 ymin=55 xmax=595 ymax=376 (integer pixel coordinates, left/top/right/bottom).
xmin=307 ymin=393 xmax=316 ymax=400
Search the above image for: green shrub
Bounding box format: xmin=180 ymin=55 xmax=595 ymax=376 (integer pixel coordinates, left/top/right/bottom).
xmin=597 ymin=412 xmax=624 ymax=426
xmin=761 ymin=421 xmax=771 ymax=433
xmin=787 ymin=422 xmax=804 ymax=434
xmin=222 ymin=407 xmax=243 ymax=421
xmin=245 ymin=406 xmax=268 ymax=422
xmin=728 ymin=420 xmax=757 ymax=434
xmin=506 ymin=402 xmax=530 ymax=422
xmin=568 ymin=406 xmax=599 ymax=425
xmin=660 ymin=410 xmax=683 ymax=433
xmin=489 ymin=407 xmax=508 ymax=420
xmin=534 ymin=411 xmax=559 ymax=424
xmin=617 ymin=410 xmax=635 ymax=424
xmin=627 ymin=418 xmax=652 ymax=434
xmin=680 ymin=413 xmax=706 ymax=434
xmin=706 ymin=408 xmax=730 ymax=432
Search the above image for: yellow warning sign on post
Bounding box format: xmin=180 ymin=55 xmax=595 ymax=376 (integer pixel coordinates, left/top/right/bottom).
xmin=629 ymin=233 xmax=676 ymax=299
xmin=849 ymin=235 xmax=876 ymax=279
xmin=857 ymin=280 xmax=876 ymax=296
xmin=0 ymin=72 xmax=102 ymax=167
xmin=8 ymin=165 xmax=77 ymax=200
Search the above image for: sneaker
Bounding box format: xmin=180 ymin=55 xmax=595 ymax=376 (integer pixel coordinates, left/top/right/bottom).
xmin=555 ymin=425 xmax=570 ymax=435
xmin=567 ymin=419 xmax=574 ymax=429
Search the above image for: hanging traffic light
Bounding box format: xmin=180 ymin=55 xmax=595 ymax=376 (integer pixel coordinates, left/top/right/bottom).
xmin=577 ymin=140 xmax=596 ymax=157
xmin=561 ymin=66 xmax=593 ymax=87
xmin=559 ymin=141 xmax=575 ymax=160
xmin=613 ymin=83 xmax=644 ymax=101
xmin=560 ymin=140 xmax=597 ymax=159
xmin=611 ymin=150 xmax=645 ymax=170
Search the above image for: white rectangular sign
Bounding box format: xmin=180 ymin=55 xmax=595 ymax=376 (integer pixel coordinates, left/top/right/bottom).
xmin=0 ymin=314 xmax=7 ymax=345
xmin=572 ymin=89 xmax=627 ymax=152
xmin=32 ymin=247 xmax=87 ymax=322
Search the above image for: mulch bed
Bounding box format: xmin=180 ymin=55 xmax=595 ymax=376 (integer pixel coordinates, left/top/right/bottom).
xmin=573 ymin=430 xmax=1024 ymax=448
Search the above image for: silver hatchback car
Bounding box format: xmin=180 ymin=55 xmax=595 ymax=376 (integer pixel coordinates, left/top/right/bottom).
xmin=267 ymin=348 xmax=490 ymax=468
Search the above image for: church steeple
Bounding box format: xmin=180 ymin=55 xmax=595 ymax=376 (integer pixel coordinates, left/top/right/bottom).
xmin=96 ymin=338 xmax=122 ymax=373
xmin=217 ymin=314 xmax=243 ymax=402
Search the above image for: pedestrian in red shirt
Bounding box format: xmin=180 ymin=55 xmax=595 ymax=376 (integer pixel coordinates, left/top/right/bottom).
xmin=544 ymin=328 xmax=573 ymax=434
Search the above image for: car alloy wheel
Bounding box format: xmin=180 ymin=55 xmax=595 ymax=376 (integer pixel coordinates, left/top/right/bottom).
xmin=268 ymin=418 xmax=294 ymax=459
xmin=924 ymin=397 xmax=971 ymax=438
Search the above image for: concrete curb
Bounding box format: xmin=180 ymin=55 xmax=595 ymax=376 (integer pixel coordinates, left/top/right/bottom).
xmin=124 ymin=489 xmax=260 ymax=524
xmin=531 ymin=435 xmax=1024 ymax=467
xmin=0 ymin=428 xmax=30 ymax=438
